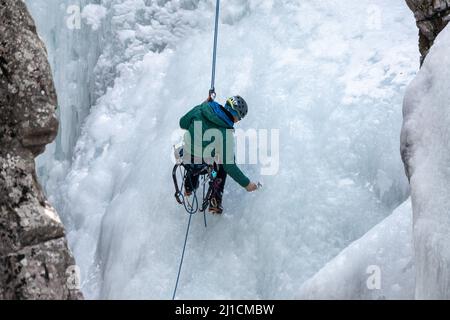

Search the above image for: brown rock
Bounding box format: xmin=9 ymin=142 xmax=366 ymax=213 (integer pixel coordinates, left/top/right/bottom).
xmin=406 ymin=0 xmax=450 ymax=63
xmin=0 ymin=0 xmax=83 ymax=299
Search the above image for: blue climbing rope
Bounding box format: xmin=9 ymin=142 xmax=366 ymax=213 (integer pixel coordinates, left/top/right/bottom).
xmin=172 ymin=169 xmax=210 ymax=300
xmin=209 ymin=0 xmax=220 ymax=100
xmin=172 ymin=212 xmax=194 ymax=300
xmin=172 ymin=0 xmax=221 ymax=300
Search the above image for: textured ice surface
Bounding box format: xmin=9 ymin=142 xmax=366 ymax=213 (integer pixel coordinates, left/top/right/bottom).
xmin=401 ymin=26 xmax=450 ymax=299
xmin=28 ymin=1 xmax=417 ymax=299
xmin=299 ymin=199 xmax=414 ymax=300
xmin=26 ymin=0 xmax=101 ymax=162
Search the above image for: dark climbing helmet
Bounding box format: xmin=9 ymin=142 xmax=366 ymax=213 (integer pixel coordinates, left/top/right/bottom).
xmin=225 ymin=95 xmax=248 ymax=120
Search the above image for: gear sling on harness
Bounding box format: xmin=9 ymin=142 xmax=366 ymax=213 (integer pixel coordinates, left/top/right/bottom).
xmin=172 ymin=0 xmax=222 ymax=300
xmin=172 ymin=147 xmax=220 ymax=216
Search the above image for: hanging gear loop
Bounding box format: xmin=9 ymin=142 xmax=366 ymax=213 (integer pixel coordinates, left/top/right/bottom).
xmin=209 ymin=0 xmax=220 ymax=101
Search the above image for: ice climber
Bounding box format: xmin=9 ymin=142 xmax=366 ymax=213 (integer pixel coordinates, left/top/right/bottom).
xmin=179 ymin=95 xmax=258 ymax=214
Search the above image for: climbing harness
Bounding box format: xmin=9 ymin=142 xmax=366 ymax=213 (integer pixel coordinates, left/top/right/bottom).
xmin=172 ymin=154 xmax=219 ymax=217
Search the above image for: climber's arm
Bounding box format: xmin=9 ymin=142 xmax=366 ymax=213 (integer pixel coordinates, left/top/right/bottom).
xmin=221 ymin=130 xmax=250 ymax=188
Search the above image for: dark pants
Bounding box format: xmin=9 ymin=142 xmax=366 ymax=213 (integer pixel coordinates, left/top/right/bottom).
xmin=184 ymin=163 xmax=227 ymax=203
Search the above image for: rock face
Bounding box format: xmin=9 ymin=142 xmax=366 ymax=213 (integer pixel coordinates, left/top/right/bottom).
xmin=0 ymin=0 xmax=82 ymax=299
xmin=406 ymin=0 xmax=450 ymax=63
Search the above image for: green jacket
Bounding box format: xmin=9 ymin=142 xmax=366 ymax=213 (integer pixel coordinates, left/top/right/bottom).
xmin=179 ymin=102 xmax=250 ymax=188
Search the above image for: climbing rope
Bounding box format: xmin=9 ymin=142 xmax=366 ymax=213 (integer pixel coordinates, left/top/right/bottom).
xmin=172 ymin=168 xmax=197 ymax=300
xmin=172 ymin=210 xmax=194 ymax=300
xmin=172 ymin=0 xmax=221 ymax=300
xmin=172 ymin=168 xmax=212 ymax=300
xmin=209 ymin=0 xmax=220 ymax=101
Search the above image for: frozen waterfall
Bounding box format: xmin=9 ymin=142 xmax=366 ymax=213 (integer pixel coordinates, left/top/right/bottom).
xmin=27 ymin=0 xmax=418 ymax=299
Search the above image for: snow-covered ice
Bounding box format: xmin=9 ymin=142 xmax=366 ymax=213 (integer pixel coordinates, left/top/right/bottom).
xmin=299 ymin=199 xmax=414 ymax=300
xmin=82 ymin=4 xmax=107 ymax=31
xmin=401 ymin=26 xmax=450 ymax=300
xmin=27 ymin=0 xmax=419 ymax=299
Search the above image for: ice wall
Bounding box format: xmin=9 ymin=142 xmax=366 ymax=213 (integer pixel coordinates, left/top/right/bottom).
xmin=401 ymin=26 xmax=450 ymax=299
xmin=25 ymin=0 xmax=101 ymax=162
xmin=28 ymin=0 xmax=418 ymax=299
xmin=299 ymin=199 xmax=414 ymax=300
